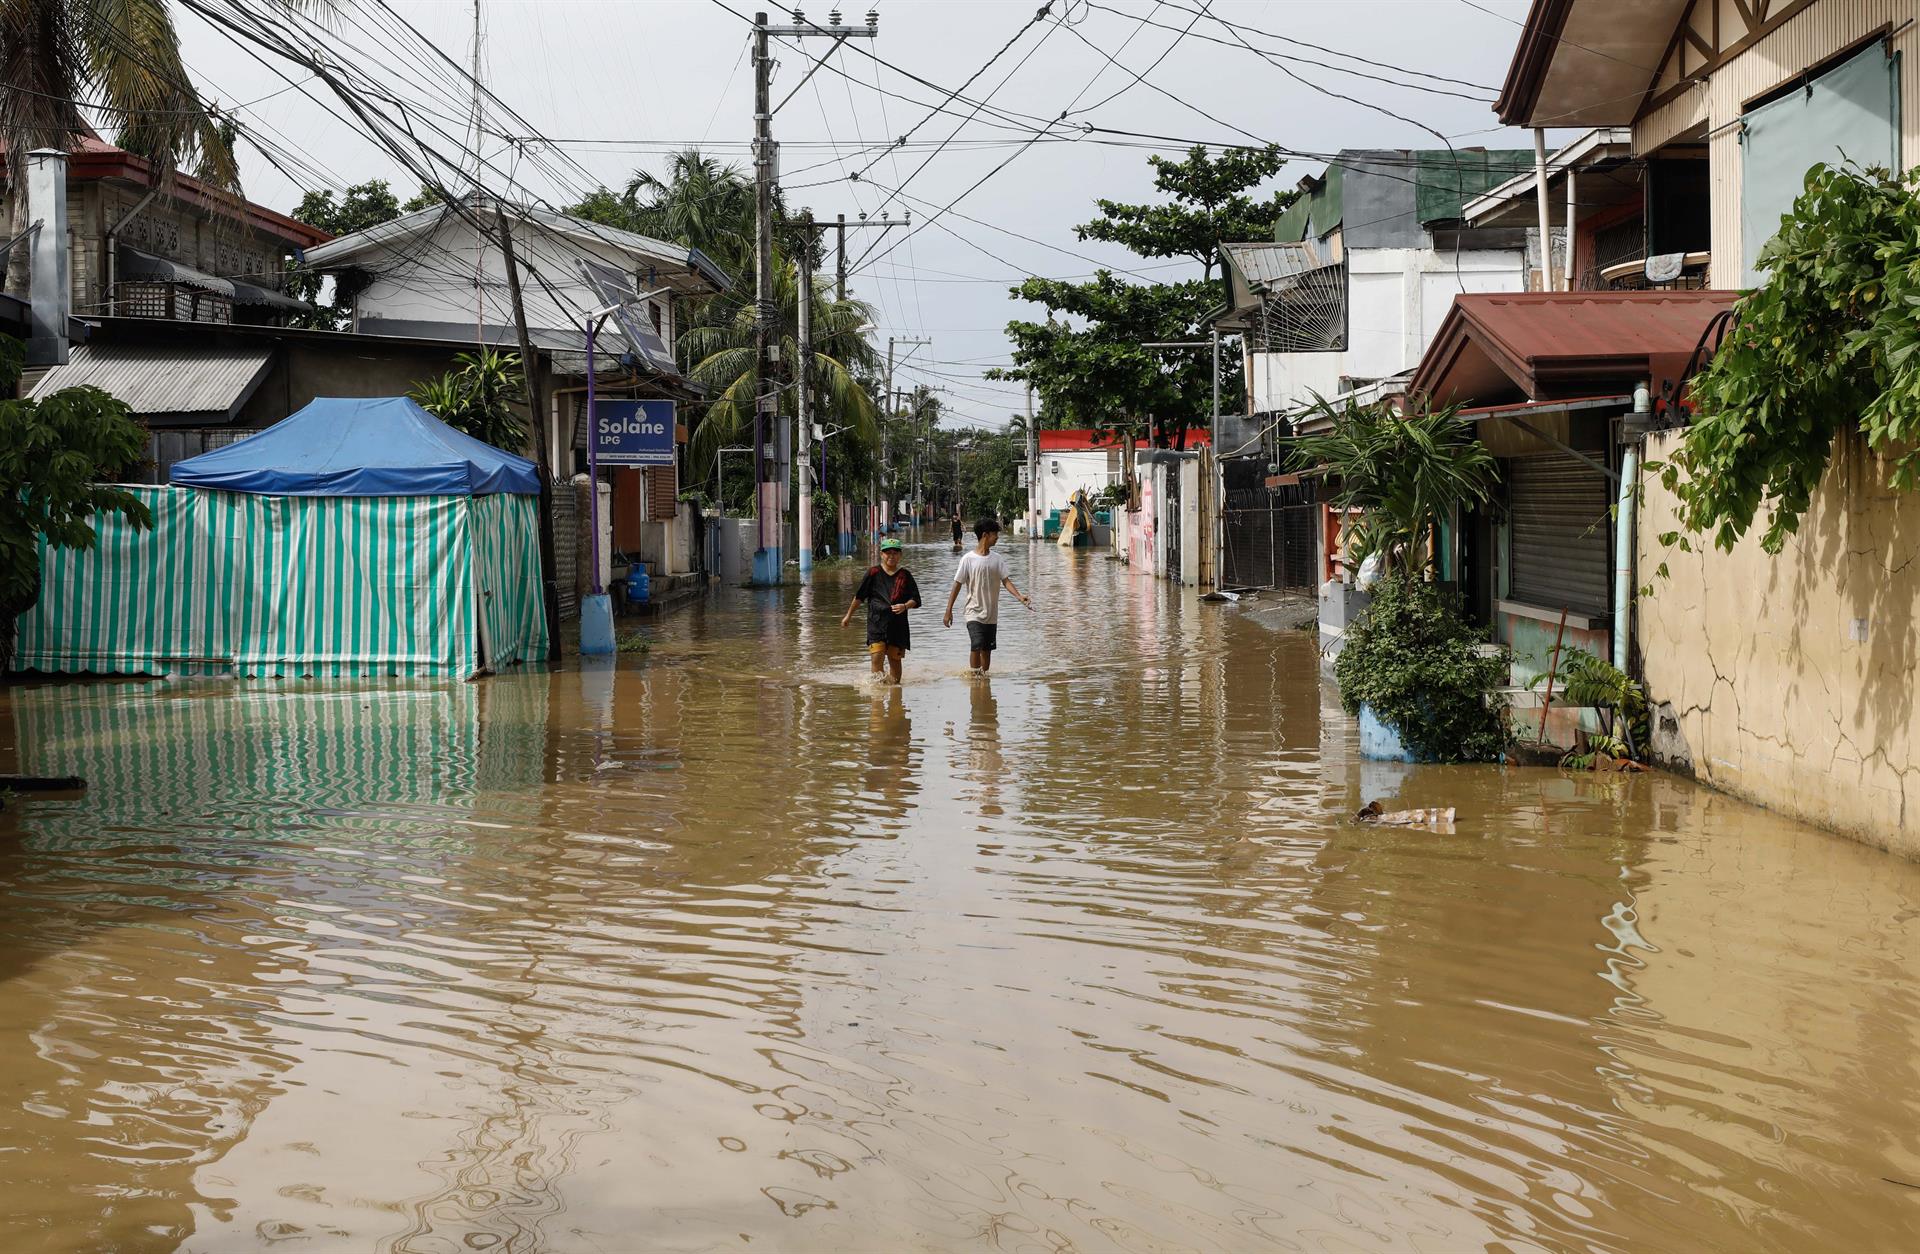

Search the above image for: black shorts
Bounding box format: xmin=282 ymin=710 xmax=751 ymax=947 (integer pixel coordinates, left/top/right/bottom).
xmin=966 ymin=621 xmax=998 ymax=652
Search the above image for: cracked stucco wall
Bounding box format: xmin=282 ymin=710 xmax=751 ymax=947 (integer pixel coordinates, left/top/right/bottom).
xmin=1638 ymin=430 xmax=1920 ymax=858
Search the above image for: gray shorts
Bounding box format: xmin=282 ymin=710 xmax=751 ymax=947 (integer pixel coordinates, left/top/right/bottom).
xmin=966 ymin=621 xmax=998 ymax=652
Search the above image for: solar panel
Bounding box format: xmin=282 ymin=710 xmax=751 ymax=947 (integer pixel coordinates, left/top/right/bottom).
xmin=577 ymin=258 xmax=676 ymax=375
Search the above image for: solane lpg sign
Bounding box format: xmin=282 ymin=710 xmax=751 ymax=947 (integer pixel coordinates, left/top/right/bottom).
xmin=593 ymin=399 xmax=676 ymax=467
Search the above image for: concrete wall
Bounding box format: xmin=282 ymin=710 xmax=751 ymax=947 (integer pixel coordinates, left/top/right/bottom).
xmin=1037 ymin=449 xmax=1118 ymax=516
xmin=1246 ymin=245 xmax=1525 ymax=414
xmin=1636 ymin=429 xmax=1920 ymax=857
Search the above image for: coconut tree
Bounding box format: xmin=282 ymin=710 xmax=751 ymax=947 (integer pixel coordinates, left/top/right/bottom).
xmin=0 ymin=0 xmax=286 ymax=292
xmin=682 ymin=257 xmax=881 ymax=472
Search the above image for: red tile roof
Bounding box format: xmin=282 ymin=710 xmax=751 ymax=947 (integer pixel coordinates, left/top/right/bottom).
xmin=1410 ymin=289 xmax=1739 ymax=408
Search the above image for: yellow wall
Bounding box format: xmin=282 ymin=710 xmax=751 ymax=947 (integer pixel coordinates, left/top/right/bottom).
xmin=1637 ymin=429 xmax=1920 ymax=857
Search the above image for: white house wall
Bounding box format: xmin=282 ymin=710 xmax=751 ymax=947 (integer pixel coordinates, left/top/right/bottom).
xmin=1038 ymin=449 xmax=1119 ymax=516
xmin=1248 ymin=244 xmax=1526 ymax=414
xmin=1347 ymin=246 xmax=1527 ymax=379
xmin=1249 ymin=351 xmax=1347 ymax=414
xmin=349 ymin=213 xmax=675 ymax=345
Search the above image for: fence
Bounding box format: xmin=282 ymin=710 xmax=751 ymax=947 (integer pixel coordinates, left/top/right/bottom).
xmin=1221 ymin=461 xmax=1318 ymax=593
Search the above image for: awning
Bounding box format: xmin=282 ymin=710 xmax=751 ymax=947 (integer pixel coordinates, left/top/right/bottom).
xmin=28 ymin=342 xmax=272 ymax=425
xmin=117 ymin=245 xmax=314 ymax=311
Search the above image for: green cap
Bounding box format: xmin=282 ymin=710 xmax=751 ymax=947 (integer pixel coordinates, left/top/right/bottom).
xmin=879 ymin=537 xmax=903 ymax=551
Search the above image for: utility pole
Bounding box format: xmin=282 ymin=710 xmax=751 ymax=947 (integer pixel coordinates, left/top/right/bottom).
xmin=796 ymin=222 xmax=814 ymax=574
xmin=883 ymin=335 xmax=930 ymax=537
xmin=751 ymin=12 xmax=778 ymax=585
xmin=1026 ymin=383 xmax=1038 ymax=540
xmin=496 ymin=205 xmax=562 ymax=661
xmin=817 ymin=211 xmax=905 ymax=301
xmin=751 ymin=8 xmax=878 ymax=586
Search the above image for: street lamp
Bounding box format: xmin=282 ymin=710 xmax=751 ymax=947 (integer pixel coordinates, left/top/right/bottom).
xmin=580 ymin=289 xmax=668 ymax=656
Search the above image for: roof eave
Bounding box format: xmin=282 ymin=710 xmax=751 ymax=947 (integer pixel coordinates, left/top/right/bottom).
xmin=1495 ymin=0 xmax=1576 ymax=126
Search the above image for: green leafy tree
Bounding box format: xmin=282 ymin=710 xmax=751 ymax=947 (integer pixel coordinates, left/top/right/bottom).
xmin=0 ymin=340 xmax=154 ymax=671
xmin=1077 ymin=144 xmax=1292 ymax=281
xmin=408 ymin=348 xmax=528 ymax=452
xmin=565 ymin=149 xmax=780 ymax=288
xmin=682 ymin=262 xmax=879 ymax=471
xmin=1334 ymin=574 xmax=1509 ymax=764
xmin=1288 ymin=397 xmax=1497 ymax=575
xmin=996 ymin=275 xmax=1228 ymax=448
xmin=954 ymin=424 xmax=1024 ymax=523
xmin=1664 ymin=163 xmax=1920 ymax=553
xmin=286 ymin=179 xmax=403 ymax=328
xmin=993 ymin=147 xmax=1289 ymax=447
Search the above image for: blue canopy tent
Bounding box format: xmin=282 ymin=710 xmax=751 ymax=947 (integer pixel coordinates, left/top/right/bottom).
xmin=170 ymin=396 xmax=540 ymax=497
xmin=15 ymin=397 xmax=549 ymax=678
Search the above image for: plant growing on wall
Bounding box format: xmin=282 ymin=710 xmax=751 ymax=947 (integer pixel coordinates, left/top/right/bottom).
xmin=0 ymin=347 xmax=153 ymax=672
xmin=1334 ymin=574 xmax=1509 ymax=763
xmin=1288 ymin=396 xmax=1497 ymax=574
xmin=1662 ymin=163 xmax=1920 ymax=552
xmin=409 ymin=349 xmax=528 ymax=452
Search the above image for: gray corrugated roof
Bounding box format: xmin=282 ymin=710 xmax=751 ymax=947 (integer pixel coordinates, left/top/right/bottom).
xmin=29 ymin=343 xmax=273 ymax=421
xmin=1222 ymin=241 xmax=1334 ymax=286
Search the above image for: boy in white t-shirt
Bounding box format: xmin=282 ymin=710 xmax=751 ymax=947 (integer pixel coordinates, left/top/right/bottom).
xmin=943 ymin=516 xmax=1030 ymax=673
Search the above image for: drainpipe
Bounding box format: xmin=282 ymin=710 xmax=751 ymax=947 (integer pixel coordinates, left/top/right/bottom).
xmin=1614 ymin=381 xmax=1649 ymax=671
xmin=24 ymin=149 xmax=70 ymax=367
xmin=1532 ymin=129 xmax=1555 ymax=292
xmin=104 ymin=187 xmax=162 ymax=317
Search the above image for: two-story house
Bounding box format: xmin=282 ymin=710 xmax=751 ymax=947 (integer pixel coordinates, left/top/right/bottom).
xmin=303 ymin=193 xmax=733 ymax=590
xmin=1210 ymin=149 xmax=1536 ymax=596
xmin=1459 ymin=0 xmax=1919 ymax=851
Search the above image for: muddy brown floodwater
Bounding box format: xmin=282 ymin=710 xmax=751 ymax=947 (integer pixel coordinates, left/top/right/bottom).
xmin=1 ymin=539 xmax=1919 ymax=1253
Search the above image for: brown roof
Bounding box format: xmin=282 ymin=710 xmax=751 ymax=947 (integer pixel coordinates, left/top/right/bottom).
xmin=0 ymin=136 xmax=330 ymax=249
xmin=1410 ymin=290 xmax=1739 ymax=407
xmin=1493 ymin=0 xmax=1689 ymax=128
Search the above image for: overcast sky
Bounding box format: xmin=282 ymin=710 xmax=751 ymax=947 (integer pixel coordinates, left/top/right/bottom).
xmin=174 ymin=0 xmax=1558 ymax=427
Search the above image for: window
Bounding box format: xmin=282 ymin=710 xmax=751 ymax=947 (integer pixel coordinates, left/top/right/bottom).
xmin=1740 ymin=41 xmax=1900 ymax=284
xmin=649 ymin=302 xmax=663 ymax=335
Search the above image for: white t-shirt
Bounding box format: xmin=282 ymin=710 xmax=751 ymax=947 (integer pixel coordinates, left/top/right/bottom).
xmin=952 ymin=550 xmax=1009 ymax=624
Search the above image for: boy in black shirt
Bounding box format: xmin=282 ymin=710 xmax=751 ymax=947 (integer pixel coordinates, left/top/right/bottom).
xmin=840 ymin=537 xmax=920 ymax=683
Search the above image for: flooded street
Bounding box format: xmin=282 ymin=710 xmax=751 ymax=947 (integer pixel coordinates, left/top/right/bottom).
xmin=2 ymin=537 xmax=1919 ymax=1253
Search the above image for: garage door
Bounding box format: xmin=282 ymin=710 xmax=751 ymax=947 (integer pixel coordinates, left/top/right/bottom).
xmin=1507 ymin=453 xmax=1611 ymax=618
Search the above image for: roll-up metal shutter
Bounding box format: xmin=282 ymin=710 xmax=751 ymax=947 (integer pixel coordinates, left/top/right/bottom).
xmin=1507 ymin=453 xmax=1611 ymax=617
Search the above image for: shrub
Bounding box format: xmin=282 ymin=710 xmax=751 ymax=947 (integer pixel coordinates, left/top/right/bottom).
xmin=1334 ymin=574 xmax=1508 ymax=763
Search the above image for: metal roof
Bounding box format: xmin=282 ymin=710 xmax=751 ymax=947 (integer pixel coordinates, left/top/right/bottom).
xmin=1222 ymin=241 xmax=1335 ymax=287
xmin=1411 ymin=290 xmax=1739 ymax=406
xmin=29 ymin=343 xmax=273 ymax=423
xmin=302 ymin=194 xmax=734 ymax=294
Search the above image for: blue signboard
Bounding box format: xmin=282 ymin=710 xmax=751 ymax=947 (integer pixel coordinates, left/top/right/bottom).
xmin=593 ymin=399 xmax=676 ymax=467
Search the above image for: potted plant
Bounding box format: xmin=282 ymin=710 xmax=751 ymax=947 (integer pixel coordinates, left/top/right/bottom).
xmin=1289 ymin=397 xmax=1506 ymax=762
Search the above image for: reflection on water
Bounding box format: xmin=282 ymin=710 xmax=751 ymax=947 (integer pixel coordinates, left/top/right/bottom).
xmin=2 ymin=539 xmax=1920 ymax=1252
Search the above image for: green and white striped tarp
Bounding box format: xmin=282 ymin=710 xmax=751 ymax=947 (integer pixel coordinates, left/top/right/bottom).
xmin=14 ymin=487 xmax=547 ymax=679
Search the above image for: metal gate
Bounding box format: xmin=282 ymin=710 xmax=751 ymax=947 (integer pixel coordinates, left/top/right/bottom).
xmin=1507 ymin=453 xmax=1611 ymax=616
xmin=1221 ymin=460 xmax=1317 ymax=592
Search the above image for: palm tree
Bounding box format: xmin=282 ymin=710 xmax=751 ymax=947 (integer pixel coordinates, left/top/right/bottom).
xmin=682 ymin=257 xmax=880 ymax=471
xmin=0 ymin=0 xmax=286 ymax=292
xmin=623 ymin=149 xmax=760 ymax=281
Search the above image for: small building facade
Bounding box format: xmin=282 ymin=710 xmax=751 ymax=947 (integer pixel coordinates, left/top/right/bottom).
xmin=1493 ymin=0 xmax=1920 ymax=852
xmin=0 ymin=136 xmax=325 ymax=349
xmin=303 ymin=195 xmax=733 ymax=585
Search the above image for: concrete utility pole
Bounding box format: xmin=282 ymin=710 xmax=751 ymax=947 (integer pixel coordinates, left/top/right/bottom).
xmin=817 ymin=212 xmax=905 ymax=301
xmin=751 ymin=8 xmax=877 ymax=585
xmin=796 ymin=223 xmax=814 ymax=574
xmin=1026 ymin=383 xmax=1038 ymax=539
xmin=883 ymin=335 xmax=931 ymax=538
xmin=495 ymin=204 xmax=562 ymax=662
